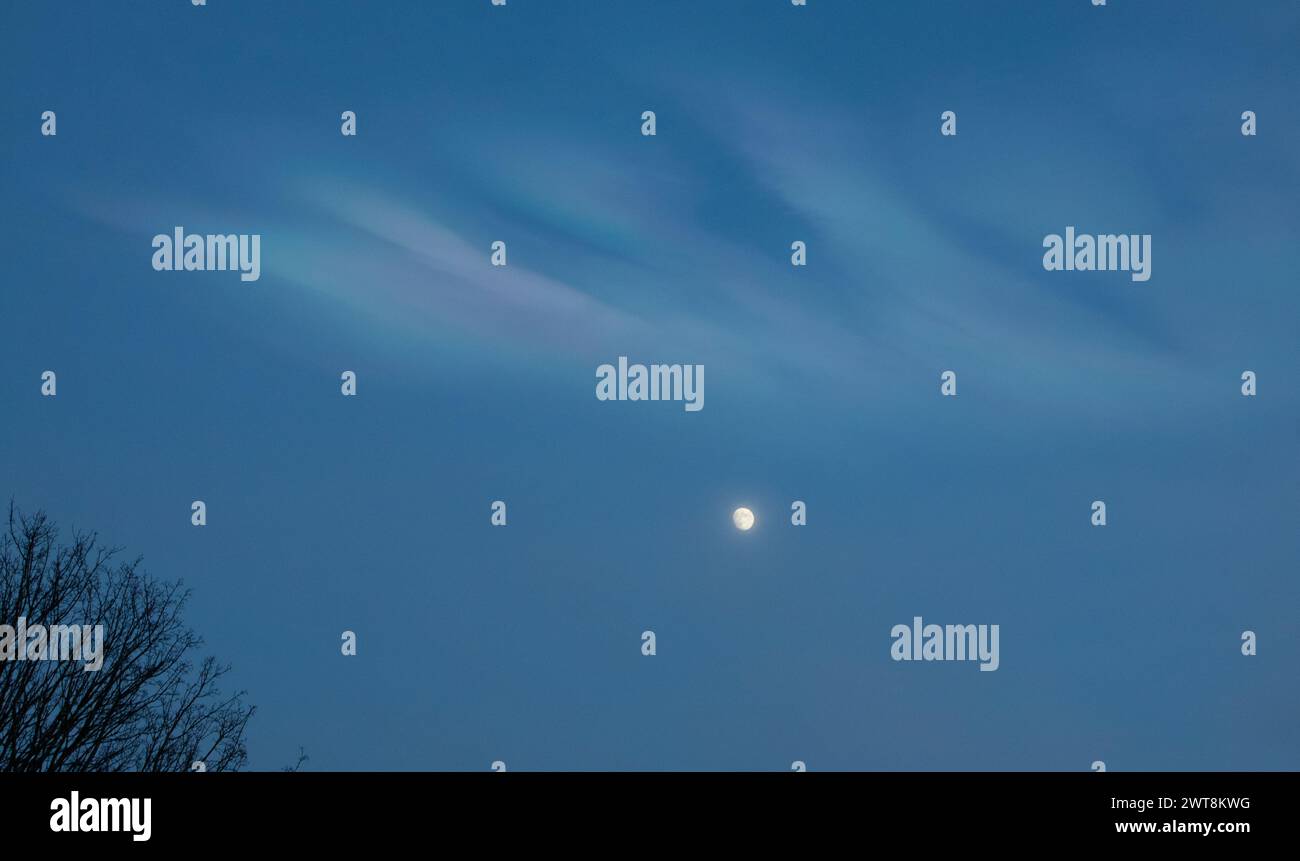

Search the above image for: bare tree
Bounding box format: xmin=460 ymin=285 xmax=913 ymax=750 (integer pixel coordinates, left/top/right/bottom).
xmin=0 ymin=503 xmax=254 ymax=772
xmin=281 ymin=745 xmax=309 ymax=772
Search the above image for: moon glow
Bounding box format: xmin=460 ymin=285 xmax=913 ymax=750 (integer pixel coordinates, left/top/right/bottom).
xmin=732 ymin=507 xmax=755 ymax=531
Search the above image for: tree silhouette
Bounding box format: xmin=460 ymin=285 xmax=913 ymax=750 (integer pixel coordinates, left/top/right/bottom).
xmin=0 ymin=503 xmax=253 ymax=771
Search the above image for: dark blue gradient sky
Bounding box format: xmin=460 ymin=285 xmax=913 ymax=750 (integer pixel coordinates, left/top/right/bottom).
xmin=1 ymin=1 xmax=1297 ymax=770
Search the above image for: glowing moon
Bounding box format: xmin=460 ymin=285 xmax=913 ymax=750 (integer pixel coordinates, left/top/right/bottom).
xmin=732 ymin=507 xmax=755 ymax=531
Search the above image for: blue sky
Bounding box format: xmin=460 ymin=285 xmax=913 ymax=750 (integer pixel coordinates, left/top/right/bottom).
xmin=1 ymin=0 xmax=1297 ymax=770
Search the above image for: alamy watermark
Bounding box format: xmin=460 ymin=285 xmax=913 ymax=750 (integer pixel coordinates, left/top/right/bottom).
xmin=50 ymin=792 xmax=150 ymax=842
xmin=0 ymin=617 xmax=104 ymax=671
xmin=1042 ymin=227 xmax=1151 ymax=282
xmin=595 ymin=357 xmax=704 ymax=412
xmin=891 ymin=616 xmax=999 ymax=672
xmin=151 ymin=226 xmax=261 ymax=282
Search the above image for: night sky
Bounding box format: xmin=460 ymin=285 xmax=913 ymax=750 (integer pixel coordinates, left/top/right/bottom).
xmin=1 ymin=0 xmax=1296 ymax=770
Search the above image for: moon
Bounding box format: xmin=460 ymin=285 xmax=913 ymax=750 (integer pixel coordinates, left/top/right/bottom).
xmin=732 ymin=507 xmax=755 ymax=531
